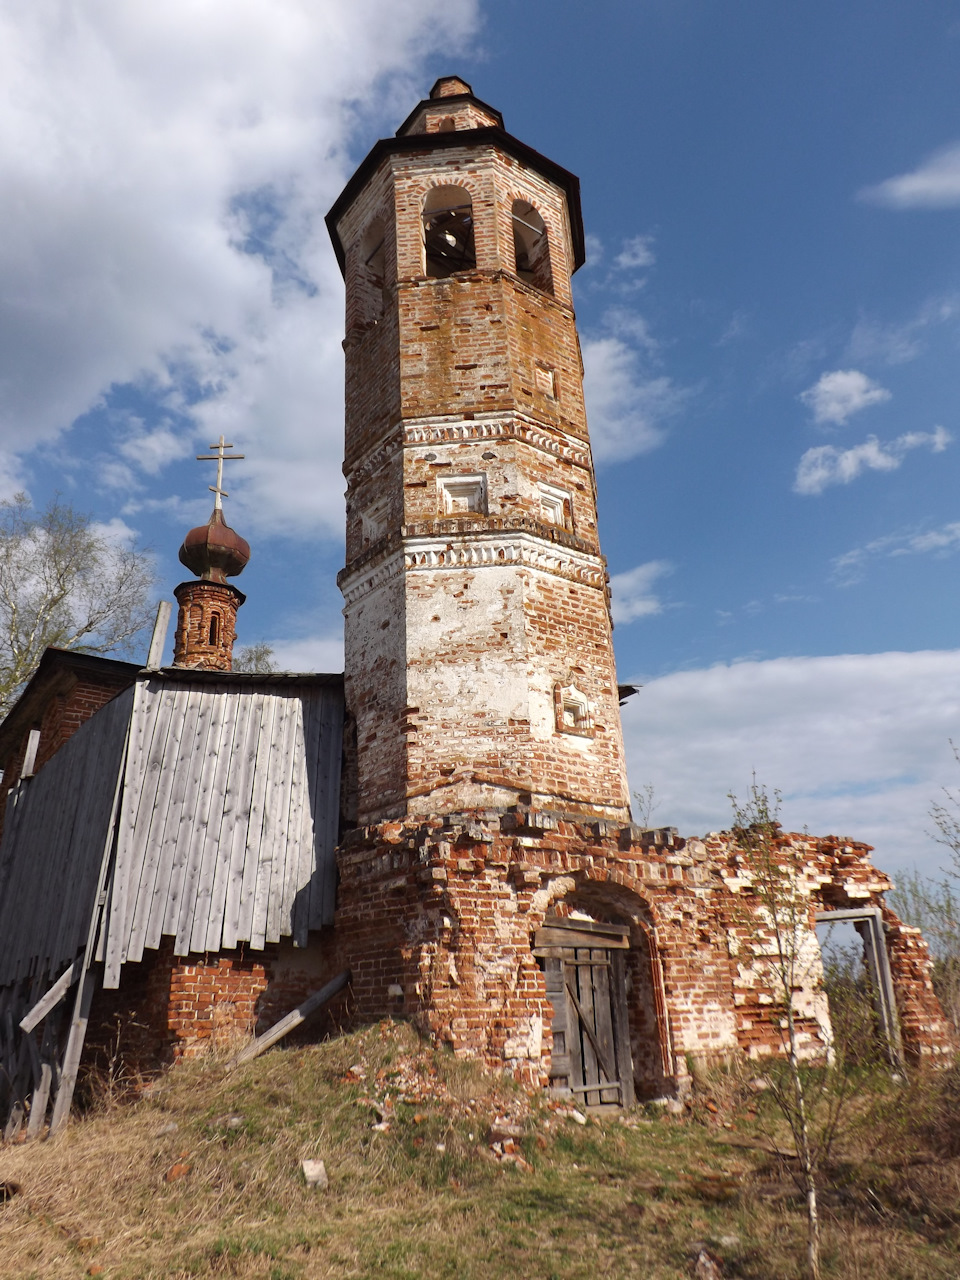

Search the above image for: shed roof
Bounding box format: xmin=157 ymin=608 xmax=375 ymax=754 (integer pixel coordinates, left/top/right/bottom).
xmin=0 ymin=671 xmax=344 ymax=990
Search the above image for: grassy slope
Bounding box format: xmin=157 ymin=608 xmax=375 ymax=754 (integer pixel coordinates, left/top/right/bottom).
xmin=1 ymin=1023 xmax=958 ymax=1280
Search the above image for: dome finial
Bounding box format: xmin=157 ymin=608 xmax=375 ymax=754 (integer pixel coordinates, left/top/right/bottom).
xmin=196 ymin=434 xmax=244 ymax=512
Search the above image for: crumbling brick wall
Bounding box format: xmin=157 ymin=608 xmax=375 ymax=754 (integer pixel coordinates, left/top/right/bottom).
xmin=332 ymin=811 xmax=955 ymax=1096
xmin=87 ymin=933 xmax=344 ymax=1069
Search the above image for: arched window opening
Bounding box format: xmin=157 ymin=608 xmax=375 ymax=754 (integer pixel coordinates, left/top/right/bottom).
xmin=208 ymin=613 xmax=220 ymax=647
xmin=423 ymin=185 xmax=476 ymax=278
xmin=512 ymin=200 xmax=553 ymax=295
xmin=437 ymin=116 xmax=456 ymax=132
xmin=356 ymin=217 xmax=388 ymax=326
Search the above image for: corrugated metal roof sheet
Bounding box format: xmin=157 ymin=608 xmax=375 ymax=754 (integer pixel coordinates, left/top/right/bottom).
xmin=0 ymin=674 xmax=344 ymax=992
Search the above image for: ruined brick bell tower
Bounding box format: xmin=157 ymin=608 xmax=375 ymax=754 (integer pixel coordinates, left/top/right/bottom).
xmin=328 ymin=76 xmax=630 ymax=826
xmin=326 ymin=79 xmax=655 ymax=1087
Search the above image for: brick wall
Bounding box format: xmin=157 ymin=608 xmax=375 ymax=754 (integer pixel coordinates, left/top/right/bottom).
xmin=0 ymin=670 xmax=132 ymax=839
xmin=331 ymin=809 xmax=956 ymax=1096
xmin=88 ymin=934 xmax=345 ymax=1068
xmin=334 ymin=121 xmax=629 ymax=826
xmin=172 ymin=580 xmax=243 ymax=671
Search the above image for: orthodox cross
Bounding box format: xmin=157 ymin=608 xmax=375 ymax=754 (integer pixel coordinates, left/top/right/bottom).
xmin=196 ymin=435 xmax=244 ymax=510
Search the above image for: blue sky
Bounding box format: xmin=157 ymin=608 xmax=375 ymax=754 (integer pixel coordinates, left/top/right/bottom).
xmin=3 ymin=1 xmax=960 ymax=875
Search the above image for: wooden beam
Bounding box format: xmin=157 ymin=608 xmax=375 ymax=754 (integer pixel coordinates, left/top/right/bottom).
xmin=48 ymin=968 xmax=95 ymax=1137
xmin=19 ymin=959 xmax=82 ymax=1034
xmin=145 ymin=601 xmax=173 ymax=669
xmin=229 ymin=970 xmax=351 ymax=1069
xmin=21 ymin=729 xmax=41 ymax=779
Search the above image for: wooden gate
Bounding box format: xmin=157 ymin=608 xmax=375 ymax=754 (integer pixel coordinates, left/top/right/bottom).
xmin=534 ymin=919 xmax=635 ymax=1108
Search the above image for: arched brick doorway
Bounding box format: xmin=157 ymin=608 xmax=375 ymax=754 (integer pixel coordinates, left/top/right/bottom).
xmin=534 ymin=882 xmax=673 ymax=1105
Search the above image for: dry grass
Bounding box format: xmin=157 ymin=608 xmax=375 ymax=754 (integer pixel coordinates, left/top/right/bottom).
xmin=0 ymin=1023 xmax=957 ymax=1279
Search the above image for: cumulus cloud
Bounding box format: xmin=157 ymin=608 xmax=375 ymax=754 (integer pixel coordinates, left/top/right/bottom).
xmin=615 ymin=234 xmax=656 ymax=270
xmin=116 ymin=419 xmax=191 ymax=478
xmin=833 ymin=520 xmax=960 ymax=585
xmin=620 ymin=650 xmax=960 ymax=876
xmin=794 ymin=427 xmax=950 ymax=495
xmin=800 ymin=369 xmax=891 ymax=425
xmin=609 ymin=560 xmax=673 ymax=625
xmin=582 ymin=309 xmax=689 ymax=464
xmin=860 ymin=143 xmax=960 ymax=209
xmin=0 ymin=1 xmax=479 ymax=538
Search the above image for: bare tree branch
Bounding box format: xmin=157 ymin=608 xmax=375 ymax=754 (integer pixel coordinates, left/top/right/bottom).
xmin=0 ymin=493 xmax=158 ymax=715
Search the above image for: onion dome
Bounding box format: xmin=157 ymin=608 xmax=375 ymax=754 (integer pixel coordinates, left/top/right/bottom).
xmin=178 ymin=507 xmax=250 ymax=584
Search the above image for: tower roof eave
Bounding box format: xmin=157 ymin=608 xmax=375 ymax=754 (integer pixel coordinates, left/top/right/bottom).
xmin=325 ymin=126 xmax=585 ymax=276
xmin=394 ymin=89 xmax=505 ymax=136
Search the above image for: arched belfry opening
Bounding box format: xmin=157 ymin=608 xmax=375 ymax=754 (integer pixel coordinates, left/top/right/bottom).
xmin=512 ymin=199 xmax=553 ymax=295
xmin=354 ymin=216 xmax=388 ymax=328
xmin=533 ymin=886 xmax=672 ymax=1105
xmin=423 ymin=185 xmax=476 ymax=277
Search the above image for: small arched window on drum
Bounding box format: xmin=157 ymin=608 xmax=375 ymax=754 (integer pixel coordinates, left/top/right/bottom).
xmin=512 ymin=200 xmax=553 ymax=296
xmin=208 ymin=613 xmax=220 ymax=647
xmin=423 ymin=185 xmax=476 ymax=278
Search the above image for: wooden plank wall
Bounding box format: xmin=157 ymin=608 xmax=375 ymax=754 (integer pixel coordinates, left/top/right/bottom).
xmin=104 ymin=678 xmax=343 ymax=986
xmin=0 ymin=688 xmax=133 ymax=989
xmin=0 ymin=676 xmax=343 ymax=996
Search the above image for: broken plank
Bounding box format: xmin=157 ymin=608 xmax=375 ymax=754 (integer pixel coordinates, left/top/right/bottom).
xmin=229 ymin=970 xmax=351 ymax=1069
xmin=19 ymin=959 xmax=82 ymax=1034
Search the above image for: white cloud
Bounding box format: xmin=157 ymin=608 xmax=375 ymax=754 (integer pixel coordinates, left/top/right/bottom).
xmin=847 ymin=297 xmax=959 ymax=366
xmin=800 ymin=369 xmax=891 ymax=425
xmin=794 ymin=427 xmax=950 ymax=496
xmin=615 ymin=234 xmax=656 ymax=271
xmin=610 ymin=560 xmax=673 ymax=625
xmin=0 ymin=1 xmax=479 ymax=539
xmin=117 ymin=419 xmax=190 ymax=478
xmin=582 ymin=232 xmax=605 ymax=268
xmin=620 ymin=650 xmax=960 ymax=877
xmin=265 ymin=632 xmax=344 ymax=673
xmin=582 ymin=309 xmax=688 ymax=464
xmin=860 ymin=143 xmax=960 ymax=209
xmin=90 ymin=517 xmax=141 ymax=548
xmin=833 ymin=520 xmax=960 ymax=585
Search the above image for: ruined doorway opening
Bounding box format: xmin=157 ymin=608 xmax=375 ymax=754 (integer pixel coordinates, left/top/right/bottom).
xmin=533 ymin=918 xmax=635 ymax=1108
xmin=816 ymin=907 xmax=904 ymax=1069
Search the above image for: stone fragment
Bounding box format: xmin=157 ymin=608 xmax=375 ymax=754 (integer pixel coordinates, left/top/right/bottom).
xmin=694 ymin=1249 xmax=723 ymax=1279
xmin=213 ymin=1112 xmax=244 ymax=1130
xmin=301 ymin=1159 xmax=329 ymax=1190
xmin=164 ymin=1162 xmax=192 ymax=1182
xmin=487 ymin=1117 xmax=523 ymax=1144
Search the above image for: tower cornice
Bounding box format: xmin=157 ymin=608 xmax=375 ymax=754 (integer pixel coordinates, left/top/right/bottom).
xmin=343 ymin=412 xmax=596 ymax=485
xmin=337 ymin=520 xmax=609 ymax=606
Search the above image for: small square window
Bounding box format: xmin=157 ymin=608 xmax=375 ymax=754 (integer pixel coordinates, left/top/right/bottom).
xmin=361 ymin=498 xmax=389 ymax=547
xmin=535 ymin=365 xmax=556 ymax=398
xmin=555 ymin=682 xmax=593 ymax=736
xmin=440 ymin=474 xmax=487 ymax=516
xmin=538 ymin=482 xmax=573 ymax=529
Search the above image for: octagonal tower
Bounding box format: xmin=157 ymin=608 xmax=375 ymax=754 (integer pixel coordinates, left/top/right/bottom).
xmin=327 ymin=77 xmax=631 ymax=826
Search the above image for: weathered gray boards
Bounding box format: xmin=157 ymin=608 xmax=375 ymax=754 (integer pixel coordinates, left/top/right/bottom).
xmin=0 ymin=669 xmax=343 ymax=1138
